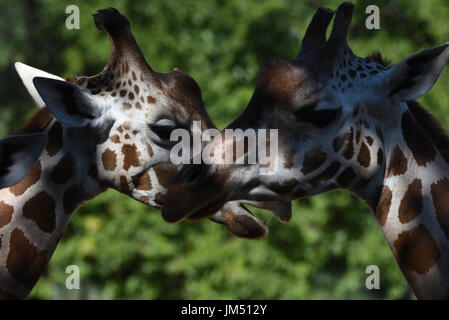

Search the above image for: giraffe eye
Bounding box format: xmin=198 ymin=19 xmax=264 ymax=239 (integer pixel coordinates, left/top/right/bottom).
xmin=295 ymin=104 xmax=341 ymax=128
xmin=149 ymin=124 xmax=175 ymax=141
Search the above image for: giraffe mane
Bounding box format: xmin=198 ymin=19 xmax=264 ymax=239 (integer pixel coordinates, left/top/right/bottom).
xmin=367 ymin=51 xmax=392 ymax=69
xmin=406 ymin=100 xmax=449 ymax=165
xmin=15 ymin=107 xmax=54 ymax=134
xmin=364 ymin=51 xmax=449 ymax=164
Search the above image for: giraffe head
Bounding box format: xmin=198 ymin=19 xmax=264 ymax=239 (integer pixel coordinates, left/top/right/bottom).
xmin=161 ymin=2 xmax=449 ymax=222
xmin=14 ymin=8 xmax=289 ymax=239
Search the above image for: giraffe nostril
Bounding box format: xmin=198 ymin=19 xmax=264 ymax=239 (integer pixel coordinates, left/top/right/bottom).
xmin=177 ymin=164 xmax=205 ymax=184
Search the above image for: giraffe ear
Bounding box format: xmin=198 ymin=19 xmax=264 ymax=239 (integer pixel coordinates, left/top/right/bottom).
xmin=386 ymin=43 xmax=449 ymax=102
xmin=0 ymin=133 xmax=47 ymax=189
xmin=32 ymin=77 xmax=100 ymax=128
xmin=15 ymin=62 xmax=65 ymax=108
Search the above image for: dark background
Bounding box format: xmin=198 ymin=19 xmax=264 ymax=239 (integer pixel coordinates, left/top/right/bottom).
xmin=1 ymin=0 xmax=448 ymax=299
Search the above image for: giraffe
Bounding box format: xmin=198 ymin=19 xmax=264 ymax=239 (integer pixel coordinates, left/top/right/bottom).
xmin=0 ymin=8 xmax=290 ymax=299
xmin=162 ymin=2 xmax=449 ymax=299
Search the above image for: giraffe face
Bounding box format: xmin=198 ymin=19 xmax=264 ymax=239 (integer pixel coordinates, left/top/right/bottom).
xmin=82 ymin=69 xmax=214 ymax=208
xmin=30 ymin=64 xmax=213 ymax=209
xmin=161 ymin=3 xmax=449 ymax=223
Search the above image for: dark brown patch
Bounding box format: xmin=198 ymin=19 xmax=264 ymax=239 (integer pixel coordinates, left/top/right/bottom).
xmin=357 ymin=143 xmax=371 ymax=168
xmin=45 ymin=122 xmax=63 ymax=156
xmin=154 ymin=192 xmax=164 ymax=206
xmin=430 ymin=178 xmax=449 ymax=239
xmin=122 ymin=144 xmax=140 ymax=171
xmin=101 ymin=149 xmax=117 ymax=171
xmin=123 ymin=102 xmax=132 ymax=110
xmin=407 ymin=100 xmax=449 ymax=166
xmin=402 ymin=111 xmax=436 ymax=166
xmin=308 ymin=161 xmax=341 ymax=188
xmin=377 ymin=148 xmax=383 ymax=166
xmin=333 ymin=128 xmax=354 ymax=159
xmin=336 ymin=167 xmax=356 ymax=187
xmin=135 ymin=172 xmax=152 ymax=191
xmin=110 ymin=135 xmax=120 ymax=143
xmin=139 ymin=196 xmax=149 ymax=204
xmin=22 ymin=191 xmax=56 ymax=233
xmin=376 ymin=186 xmax=392 ymax=226
xmin=394 ymin=225 xmax=440 ymax=274
xmin=387 ymin=146 xmax=407 ymax=177
xmin=63 ymin=185 xmax=83 ymax=214
xmin=135 ymin=101 xmax=142 ymax=110
xmin=120 ymin=90 xmax=127 ymax=97
xmin=301 ymin=148 xmax=326 ymax=175
xmin=128 ymin=92 xmax=135 ymax=100
xmin=9 ymin=160 xmax=41 ymax=196
xmin=132 ymin=71 xmax=137 ymax=81
xmin=134 ymin=85 xmax=140 ymax=95
xmin=147 ymin=96 xmax=156 ymax=104
xmin=120 ymin=176 xmax=130 ymax=193
xmin=269 ymin=178 xmax=299 ymax=195
xmin=50 ymin=153 xmax=76 ymax=184
xmin=153 ymin=163 xmax=178 ymax=189
xmin=88 ymin=163 xmax=98 ymax=179
xmin=146 ymin=142 xmax=154 ymax=157
xmin=366 ymin=136 xmax=373 ymax=145
xmin=355 ymin=130 xmax=361 ymax=143
xmin=0 ymin=201 xmax=14 ymax=228
xmin=398 ymin=179 xmax=422 ymax=224
xmin=283 ymin=149 xmax=294 ymax=169
xmin=7 ymin=228 xmax=48 ymax=289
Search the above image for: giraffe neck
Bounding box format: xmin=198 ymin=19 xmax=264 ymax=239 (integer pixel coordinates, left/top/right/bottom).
xmin=351 ymin=103 xmax=449 ymax=299
xmin=0 ymin=111 xmax=105 ymax=299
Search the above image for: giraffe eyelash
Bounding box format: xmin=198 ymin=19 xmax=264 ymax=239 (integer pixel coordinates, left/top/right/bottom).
xmin=295 ymin=105 xmax=342 ymax=128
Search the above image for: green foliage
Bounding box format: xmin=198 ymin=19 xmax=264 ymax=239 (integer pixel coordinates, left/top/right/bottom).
xmin=1 ymin=0 xmax=448 ymax=299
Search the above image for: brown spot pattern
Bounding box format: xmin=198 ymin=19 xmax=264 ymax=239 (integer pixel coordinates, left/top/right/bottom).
xmin=45 ymin=122 xmax=63 ymax=156
xmin=110 ymin=135 xmax=120 ymax=143
xmin=301 ymin=149 xmax=326 ymax=175
xmin=120 ymin=176 xmax=130 ymax=193
xmin=430 ymin=178 xmax=449 ymax=239
xmin=9 ymin=160 xmax=41 ymax=196
xmin=283 ymin=149 xmax=294 ymax=169
xmin=357 ymin=143 xmax=371 ymax=168
xmin=7 ymin=228 xmax=48 ymax=289
xmin=153 ymin=163 xmax=177 ymax=189
xmin=0 ymin=201 xmax=14 ymax=228
xmin=22 ymin=191 xmax=56 ymax=233
xmin=102 ymin=149 xmax=117 ymax=171
xmin=387 ymin=146 xmax=407 ymax=177
xmin=375 ymin=186 xmax=392 ymax=226
xmin=135 ymin=172 xmax=152 ymax=191
xmin=147 ymin=96 xmax=156 ymax=104
xmin=336 ymin=167 xmax=356 ymax=187
xmin=402 ymin=111 xmax=436 ymax=166
xmin=398 ymin=179 xmax=422 ymax=224
xmin=122 ymin=144 xmax=140 ymax=171
xmin=63 ymin=185 xmax=83 ymax=214
xmin=50 ymin=153 xmax=76 ymax=184
xmin=394 ymin=225 xmax=440 ymax=274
